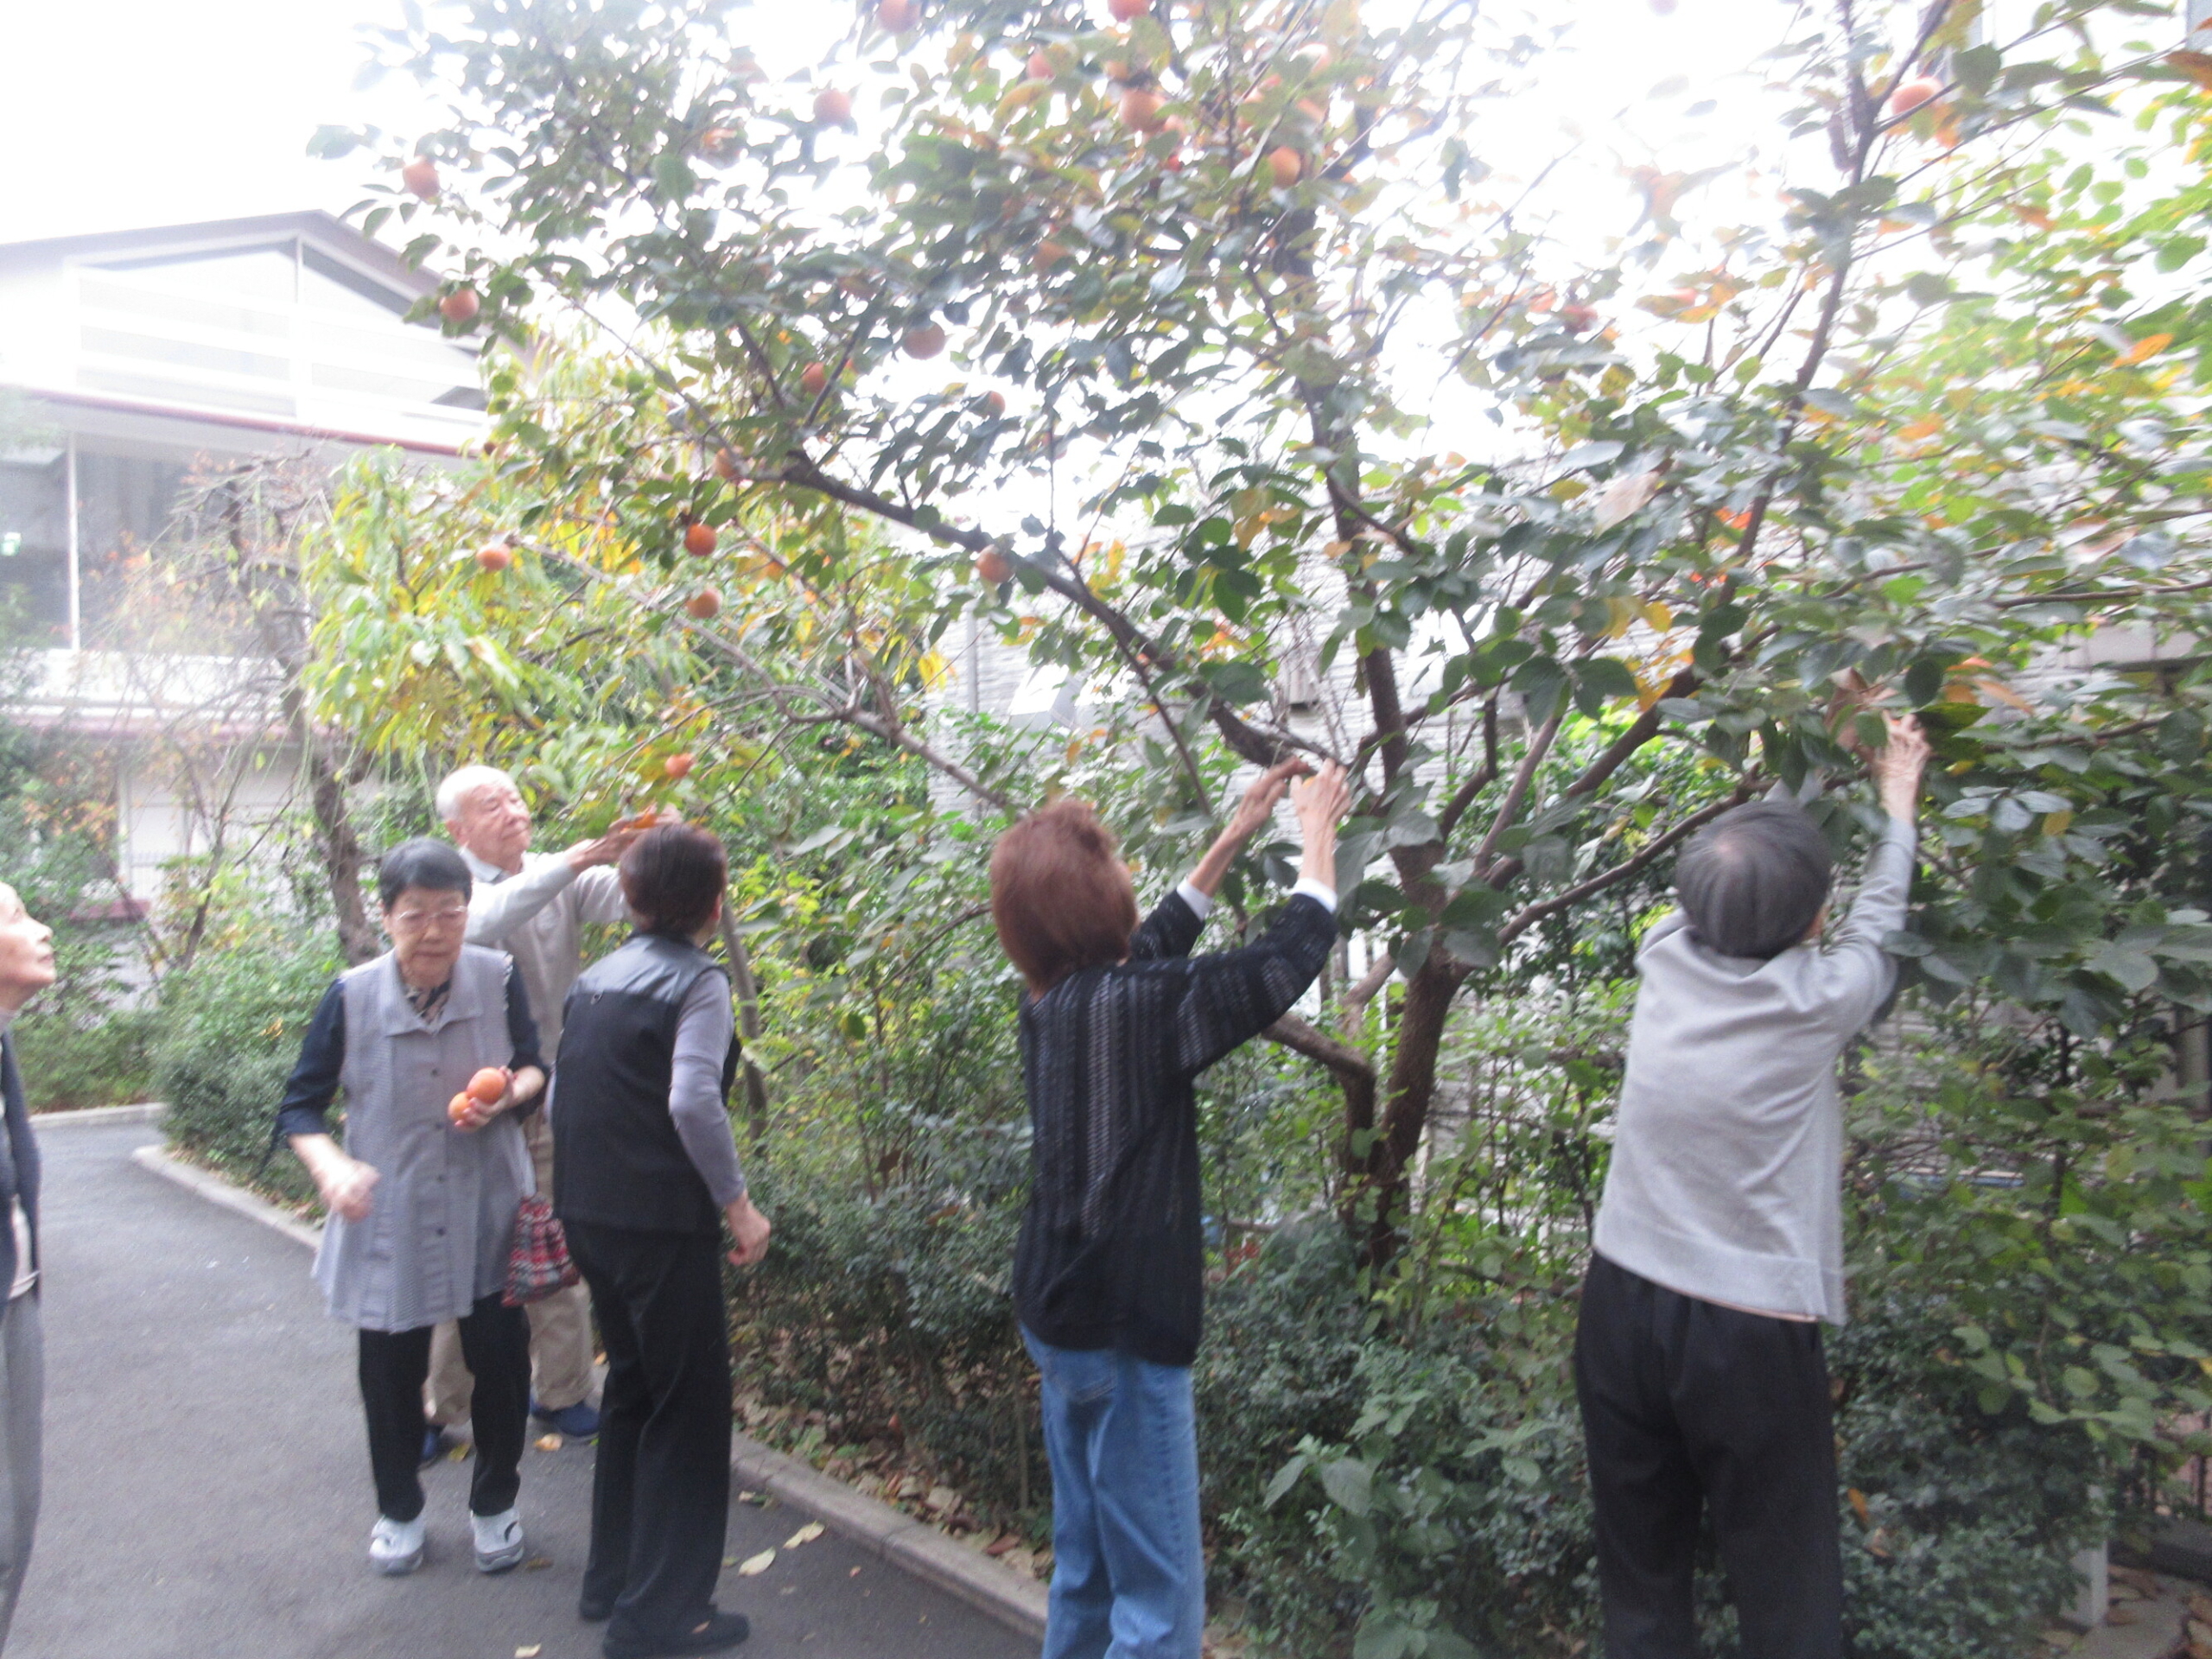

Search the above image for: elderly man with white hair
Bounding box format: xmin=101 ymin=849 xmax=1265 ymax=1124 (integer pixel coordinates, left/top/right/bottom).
xmin=425 ymin=764 xmax=640 ymax=1449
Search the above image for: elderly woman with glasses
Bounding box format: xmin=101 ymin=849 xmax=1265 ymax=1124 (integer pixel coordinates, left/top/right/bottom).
xmin=277 ymin=837 xmax=547 ymax=1579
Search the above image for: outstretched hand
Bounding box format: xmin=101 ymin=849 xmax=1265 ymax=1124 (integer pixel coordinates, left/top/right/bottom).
xmin=1291 ymin=762 xmax=1352 ymax=835
xmin=1223 ymin=758 xmax=1309 ymax=843
xmin=1868 ymin=713 xmax=1930 ymax=822
xmin=565 ymin=823 xmax=642 ymax=874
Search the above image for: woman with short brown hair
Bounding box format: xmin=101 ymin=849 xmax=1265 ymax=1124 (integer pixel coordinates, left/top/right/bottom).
xmin=552 ymin=823 xmax=771 ymax=1659
xmin=994 ymin=760 xmax=1350 ymax=1659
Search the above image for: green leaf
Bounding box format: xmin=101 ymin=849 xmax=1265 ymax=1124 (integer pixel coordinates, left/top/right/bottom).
xmin=1319 ymin=1456 xmax=1373 ymax=1516
xmin=1262 ymin=1452 xmax=1310 ymax=1509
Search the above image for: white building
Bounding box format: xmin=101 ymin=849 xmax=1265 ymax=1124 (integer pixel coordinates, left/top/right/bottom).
xmin=0 ymin=211 xmax=483 ymax=915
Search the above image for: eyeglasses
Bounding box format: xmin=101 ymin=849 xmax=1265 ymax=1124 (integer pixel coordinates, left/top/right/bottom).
xmin=389 ymin=905 xmax=470 ymax=932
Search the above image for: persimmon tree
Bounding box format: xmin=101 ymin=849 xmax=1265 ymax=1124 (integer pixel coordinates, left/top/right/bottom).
xmin=317 ymin=0 xmax=2212 ymax=1273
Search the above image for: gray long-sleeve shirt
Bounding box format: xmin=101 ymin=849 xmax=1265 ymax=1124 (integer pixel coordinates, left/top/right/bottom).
xmin=543 ymin=968 xmax=747 ymax=1208
xmin=460 ymin=849 xmax=631 ymax=1057
xmin=1591 ymin=817 xmax=1916 ymax=1325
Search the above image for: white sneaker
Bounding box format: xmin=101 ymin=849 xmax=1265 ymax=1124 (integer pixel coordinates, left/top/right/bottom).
xmin=369 ymin=1513 xmax=425 ymax=1576
xmin=472 ymin=1507 xmax=525 ymax=1573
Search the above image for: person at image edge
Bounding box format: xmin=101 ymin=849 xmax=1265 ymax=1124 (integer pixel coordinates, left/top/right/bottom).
xmin=0 ymin=884 xmax=52 ymax=1654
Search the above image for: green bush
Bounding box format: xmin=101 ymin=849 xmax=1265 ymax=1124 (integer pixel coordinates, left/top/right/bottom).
xmin=14 ymin=1002 xmax=156 ymax=1111
xmin=154 ymin=933 xmax=344 ymax=1208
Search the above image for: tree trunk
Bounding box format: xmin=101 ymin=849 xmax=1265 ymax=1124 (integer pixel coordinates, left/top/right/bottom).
xmin=294 ymin=694 xmax=379 ymax=966
xmin=1354 ymin=953 xmax=1462 ymax=1272
xmin=718 ymin=909 xmax=772 ymax=1143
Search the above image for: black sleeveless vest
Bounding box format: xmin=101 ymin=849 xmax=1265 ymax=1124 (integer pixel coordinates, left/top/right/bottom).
xmin=552 ymin=933 xmax=737 ymax=1237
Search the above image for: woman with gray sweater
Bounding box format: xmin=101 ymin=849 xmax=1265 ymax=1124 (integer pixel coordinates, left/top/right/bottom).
xmin=1578 ymin=714 xmax=1929 ymax=1659
xmin=550 ymin=823 xmax=771 ymax=1659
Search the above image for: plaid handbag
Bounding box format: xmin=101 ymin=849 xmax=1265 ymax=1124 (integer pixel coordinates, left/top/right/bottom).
xmin=504 ymin=1192 xmax=581 ymax=1306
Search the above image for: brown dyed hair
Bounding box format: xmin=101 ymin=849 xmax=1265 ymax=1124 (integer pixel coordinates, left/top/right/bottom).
xmin=990 ymin=798 xmax=1140 ymax=993
xmin=620 ymin=823 xmax=728 ymax=938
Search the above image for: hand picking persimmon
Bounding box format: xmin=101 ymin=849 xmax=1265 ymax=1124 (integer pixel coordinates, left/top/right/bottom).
xmin=447 ymin=1091 xmax=474 ymax=1125
xmin=468 ymin=1067 xmax=509 ymax=1104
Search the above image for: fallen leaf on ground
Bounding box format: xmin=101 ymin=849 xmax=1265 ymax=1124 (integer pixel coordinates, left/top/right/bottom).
xmin=986 ymin=1534 xmax=1021 ymax=1557
xmin=849 ymin=1566 xmax=862 ymax=1577
xmin=523 ymin=1556 xmax=552 ymax=1572
xmin=533 ymin=1433 xmax=563 ymax=1452
xmin=736 ymin=1549 xmax=775 ymax=1576
xmin=737 ymin=1489 xmax=766 ymax=1505
xmin=784 ymin=1522 xmax=824 ymax=1548
xmin=515 ymin=1647 xmax=542 ymax=1658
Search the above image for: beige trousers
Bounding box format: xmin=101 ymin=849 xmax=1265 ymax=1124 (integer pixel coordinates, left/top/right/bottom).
xmin=427 ymin=1109 xmax=594 ymax=1422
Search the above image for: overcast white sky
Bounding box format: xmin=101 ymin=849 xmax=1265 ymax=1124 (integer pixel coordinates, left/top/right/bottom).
xmin=0 ymin=0 xmax=1789 ymax=251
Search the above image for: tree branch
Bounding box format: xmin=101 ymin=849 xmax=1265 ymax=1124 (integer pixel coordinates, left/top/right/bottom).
xmin=1496 ymin=783 xmax=1757 ymax=947
xmin=1471 ymin=709 xmax=1563 ymax=880
xmin=1265 ymin=1012 xmax=1377 ymax=1083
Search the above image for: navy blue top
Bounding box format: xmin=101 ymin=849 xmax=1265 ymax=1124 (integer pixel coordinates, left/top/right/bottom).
xmin=1012 ymin=891 xmax=1337 ymax=1366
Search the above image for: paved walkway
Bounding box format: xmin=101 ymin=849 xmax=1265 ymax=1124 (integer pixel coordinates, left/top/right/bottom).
xmin=14 ymin=1118 xmax=1038 ymax=1659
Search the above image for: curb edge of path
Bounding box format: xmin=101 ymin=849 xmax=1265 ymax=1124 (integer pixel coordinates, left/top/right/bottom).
xmin=131 ymin=1143 xmax=325 ymax=1250
xmin=128 ymin=1137 xmax=1052 ymax=1642
xmin=729 ymin=1433 xmax=1050 ymax=1639
xmin=35 ymin=1102 xmax=167 ymax=1128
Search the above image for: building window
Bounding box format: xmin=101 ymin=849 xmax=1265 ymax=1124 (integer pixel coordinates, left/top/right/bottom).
xmin=0 ymin=444 xmax=68 ymax=646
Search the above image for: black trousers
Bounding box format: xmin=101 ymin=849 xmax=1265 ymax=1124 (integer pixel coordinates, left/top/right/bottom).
xmin=1573 ymin=1254 xmax=1842 ymax=1659
xmin=567 ymin=1222 xmax=733 ymax=1643
xmin=358 ymin=1293 xmax=530 ymax=1522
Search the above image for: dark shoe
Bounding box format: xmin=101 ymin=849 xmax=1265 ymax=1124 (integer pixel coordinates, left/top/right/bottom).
xmin=532 ymin=1399 xmax=602 ymax=1438
xmin=418 ymin=1426 xmax=452 ymax=1469
xmin=603 ymin=1610 xmax=749 ymax=1659
xmin=579 ymin=1592 xmax=615 ymax=1623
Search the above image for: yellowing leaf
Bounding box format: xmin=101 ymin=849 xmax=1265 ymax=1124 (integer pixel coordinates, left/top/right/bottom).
xmin=2043 ymin=810 xmax=2074 ymax=838
xmin=2009 ymin=204 xmax=2055 ymax=232
xmin=737 ymin=1548 xmax=776 ymax=1576
xmin=1897 ymin=416 xmax=1943 ymax=442
xmin=1592 ymin=470 xmax=1662 ymax=530
xmin=534 ymin=1433 xmax=563 ymax=1452
xmin=1847 ymin=1488 xmax=1871 ymax=1527
xmin=784 ymin=1522 xmax=826 ymax=1548
xmin=1639 ymin=600 xmax=1675 ymax=632
xmin=2117 ymin=332 xmax=2174 ymax=366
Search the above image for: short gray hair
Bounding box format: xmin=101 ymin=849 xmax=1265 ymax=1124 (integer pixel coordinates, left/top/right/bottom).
xmin=1675 ymin=801 xmax=1834 ymax=959
xmin=435 ymin=764 xmax=515 ymax=824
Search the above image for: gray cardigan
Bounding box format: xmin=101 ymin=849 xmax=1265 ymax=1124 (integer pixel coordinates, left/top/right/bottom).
xmin=1591 ymin=818 xmax=1916 ymax=1324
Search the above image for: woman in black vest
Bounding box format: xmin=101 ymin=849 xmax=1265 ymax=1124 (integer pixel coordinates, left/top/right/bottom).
xmin=551 ymin=824 xmax=771 ymax=1659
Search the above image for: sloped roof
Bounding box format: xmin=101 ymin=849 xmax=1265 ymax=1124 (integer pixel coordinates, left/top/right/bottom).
xmin=0 ymin=211 xmax=437 ymax=301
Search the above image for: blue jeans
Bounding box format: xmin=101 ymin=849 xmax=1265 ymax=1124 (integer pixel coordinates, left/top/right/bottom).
xmin=1023 ymin=1328 xmax=1205 ymax=1659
